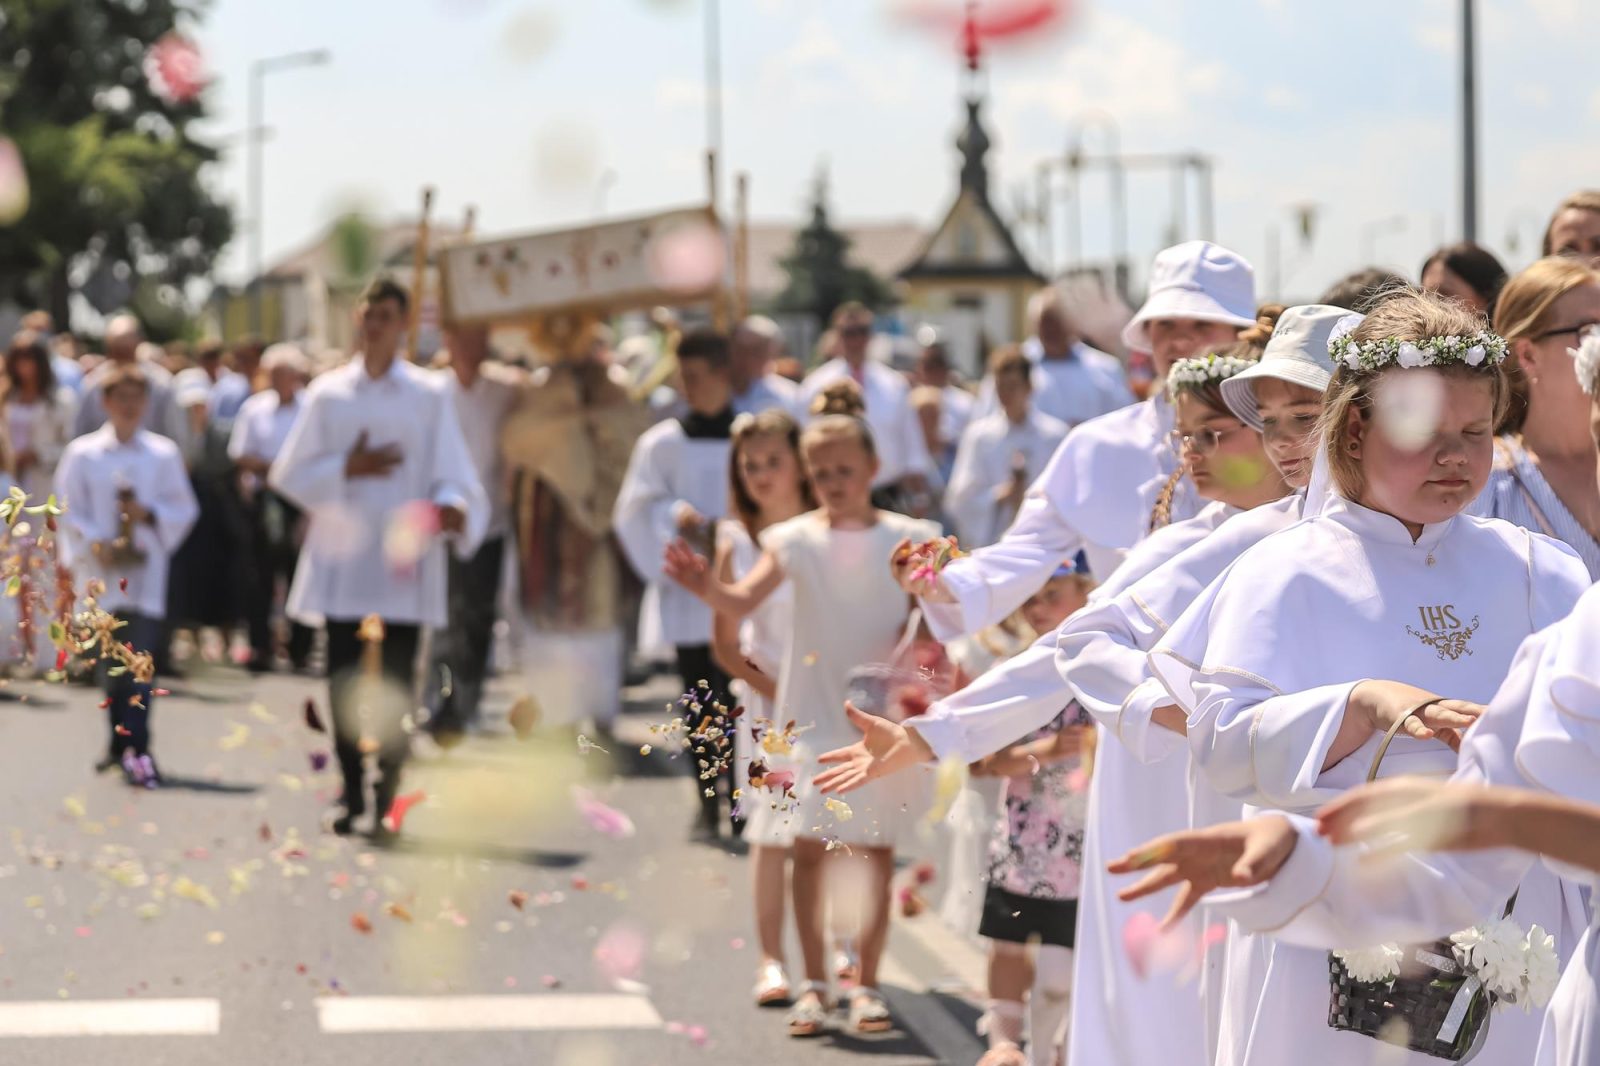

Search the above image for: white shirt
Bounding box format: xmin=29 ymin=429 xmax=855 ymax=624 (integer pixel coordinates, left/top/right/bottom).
xmin=921 ymin=392 xmax=1199 ymax=640
xmin=268 ymin=356 xmax=488 ymax=628
xmin=438 ymin=365 xmax=520 ymax=538
xmin=938 ymin=383 xmax=975 ymax=445
xmin=54 ymin=425 xmax=199 ymax=618
xmin=732 ymin=374 xmax=800 ymax=419
xmin=974 ymin=338 xmax=1134 ymax=430
xmin=799 ymin=358 xmax=933 ymax=487
xmin=612 ymin=417 xmax=731 ymax=648
xmin=228 ymin=389 xmax=303 ymax=492
xmin=942 ymin=406 xmax=1069 ymax=548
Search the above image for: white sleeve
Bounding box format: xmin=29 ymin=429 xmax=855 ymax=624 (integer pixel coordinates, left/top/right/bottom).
xmin=612 ymin=430 xmax=680 ymax=583
xmin=1058 ymin=596 xmax=1185 ymax=764
xmin=925 ymin=489 xmax=1083 ymax=639
xmin=133 ymin=445 xmax=200 ymax=556
xmin=911 ymin=631 xmax=1071 ymax=762
xmin=226 ymin=406 xmax=255 ymax=461
xmin=52 ymin=447 xmax=106 ymax=571
xmin=899 ymin=397 xmax=934 ymax=478
xmin=942 ymin=425 xmax=995 ymax=548
xmin=267 ymin=391 xmax=346 ymax=510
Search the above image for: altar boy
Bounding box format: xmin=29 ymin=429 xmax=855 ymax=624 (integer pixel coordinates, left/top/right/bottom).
xmin=56 ymin=363 xmax=199 ymax=787
xmin=269 ymin=278 xmax=486 ymax=839
xmin=614 ymin=328 xmax=739 ymax=840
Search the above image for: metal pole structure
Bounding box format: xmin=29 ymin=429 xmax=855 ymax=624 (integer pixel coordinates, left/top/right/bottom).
xmin=734 ymin=171 xmax=750 ymax=321
xmin=704 ymin=0 xmax=723 ymax=213
xmin=1171 ymin=162 xmax=1187 ymax=245
xmin=248 ymin=61 xmax=264 ymax=335
xmin=1035 ymin=163 xmax=1053 ymax=275
xmin=246 ymin=49 xmax=331 ymax=338
xmin=1461 ymin=0 xmax=1478 ymax=241
xmin=1195 ymin=157 xmax=1215 ymax=241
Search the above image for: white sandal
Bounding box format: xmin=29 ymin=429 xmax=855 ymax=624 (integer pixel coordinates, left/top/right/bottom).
xmin=753 ymin=959 xmax=792 ymax=1007
xmin=848 ymin=986 xmax=893 ymax=1034
xmin=787 ymin=981 xmax=830 ymax=1038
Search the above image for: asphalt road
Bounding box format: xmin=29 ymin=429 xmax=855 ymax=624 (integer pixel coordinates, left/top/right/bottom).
xmin=0 ymin=658 xmax=989 ymax=1066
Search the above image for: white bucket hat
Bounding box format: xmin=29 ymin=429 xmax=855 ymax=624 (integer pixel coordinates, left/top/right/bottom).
xmin=1221 ymin=304 xmax=1359 ymax=429
xmin=1121 ymin=241 xmax=1258 ymax=351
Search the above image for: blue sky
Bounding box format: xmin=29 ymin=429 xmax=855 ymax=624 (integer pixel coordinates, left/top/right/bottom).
xmin=192 ymin=0 xmax=1599 ymax=301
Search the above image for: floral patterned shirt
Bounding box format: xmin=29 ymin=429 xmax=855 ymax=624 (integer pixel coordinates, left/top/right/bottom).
xmin=985 ymin=703 xmax=1091 ymax=901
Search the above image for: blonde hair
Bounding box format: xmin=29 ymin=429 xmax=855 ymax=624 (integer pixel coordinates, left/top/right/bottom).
xmin=1491 ymin=257 xmax=1600 ymax=432
xmin=809 ymin=378 xmax=865 ymax=418
xmin=1317 ymin=288 xmax=1507 ymax=500
xmin=800 ymin=413 xmax=876 ymax=460
xmin=1148 ymin=303 xmax=1282 ymax=532
xmin=1542 ymin=190 xmax=1600 ymax=256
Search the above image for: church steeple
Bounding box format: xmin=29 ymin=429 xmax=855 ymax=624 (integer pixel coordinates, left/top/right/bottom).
xmin=956 ymin=2 xmax=991 ymax=201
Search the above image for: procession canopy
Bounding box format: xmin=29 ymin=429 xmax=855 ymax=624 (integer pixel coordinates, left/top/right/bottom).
xmin=438 ymin=206 xmax=723 ymax=630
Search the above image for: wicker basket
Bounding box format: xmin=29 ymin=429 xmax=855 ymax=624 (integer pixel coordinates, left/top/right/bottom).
xmin=1327 ymin=941 xmax=1492 ymax=1060
xmin=1323 ymin=700 xmax=1500 ymax=1062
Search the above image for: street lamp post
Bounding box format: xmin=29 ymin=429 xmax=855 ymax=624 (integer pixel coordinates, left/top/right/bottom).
xmin=1461 ymin=0 xmax=1478 ymax=242
xmin=248 ymin=48 xmax=332 ymax=336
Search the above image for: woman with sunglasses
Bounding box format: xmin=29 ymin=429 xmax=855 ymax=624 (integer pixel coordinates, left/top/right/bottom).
xmin=1483 ymin=257 xmax=1600 ymax=577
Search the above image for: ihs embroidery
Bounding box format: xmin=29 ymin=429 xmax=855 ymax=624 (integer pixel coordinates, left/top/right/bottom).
xmin=1405 ymin=604 xmax=1480 ymax=661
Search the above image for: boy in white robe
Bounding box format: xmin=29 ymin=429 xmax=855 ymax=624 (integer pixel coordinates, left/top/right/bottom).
xmin=972 ymin=287 xmax=1134 ymax=430
xmin=57 ymin=364 xmax=199 ymax=787
xmin=944 ymin=345 xmax=1069 ymax=548
xmin=269 ymin=278 xmax=486 ymax=839
xmin=614 ymin=328 xmax=741 ymax=840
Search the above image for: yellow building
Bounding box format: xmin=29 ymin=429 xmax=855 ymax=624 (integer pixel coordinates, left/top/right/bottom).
xmin=898 ymin=89 xmax=1044 ymax=377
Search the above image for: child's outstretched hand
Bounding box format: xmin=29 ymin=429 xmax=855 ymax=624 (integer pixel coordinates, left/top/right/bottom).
xmin=663 ymin=538 xmax=711 ymax=599
xmin=1107 ymin=816 xmax=1298 ymax=930
xmin=889 ymin=537 xmax=958 ymax=603
xmin=815 ymin=701 xmax=935 ymax=794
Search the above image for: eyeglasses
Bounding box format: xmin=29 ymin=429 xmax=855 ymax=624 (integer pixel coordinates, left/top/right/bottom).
xmin=1532 ymin=319 xmax=1600 ymax=343
xmin=1169 ymin=425 xmax=1242 ymax=456
xmin=840 ymin=325 xmax=871 ymax=338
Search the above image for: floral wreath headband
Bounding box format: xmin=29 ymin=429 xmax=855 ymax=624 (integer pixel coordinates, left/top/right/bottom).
xmin=1327 ymin=318 xmax=1508 ymax=375
xmin=1166 ymin=352 xmax=1256 ymax=397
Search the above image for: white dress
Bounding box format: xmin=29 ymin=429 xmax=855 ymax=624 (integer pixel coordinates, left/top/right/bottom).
xmin=913 ymin=500 xmax=1238 ymax=1066
xmin=762 ymin=509 xmax=940 ymax=847
xmin=1201 ymin=585 xmax=1600 ymax=1066
xmin=718 ymin=520 xmax=798 ymax=847
xmin=921 ymin=392 xmax=1199 ymax=640
xmin=1152 ymin=495 xmax=1590 ymax=1066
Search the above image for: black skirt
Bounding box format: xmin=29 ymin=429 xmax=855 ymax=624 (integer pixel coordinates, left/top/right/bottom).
xmin=978 ymin=884 xmax=1078 ymax=948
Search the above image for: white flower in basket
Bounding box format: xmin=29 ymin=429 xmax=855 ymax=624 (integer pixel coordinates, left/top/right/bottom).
xmin=1336 ymin=916 xmax=1558 ymax=1009
xmin=1331 ymin=942 xmax=1406 ymax=984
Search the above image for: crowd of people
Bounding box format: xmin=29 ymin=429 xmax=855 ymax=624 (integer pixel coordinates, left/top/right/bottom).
xmin=12 ymin=186 xmax=1600 ymax=1064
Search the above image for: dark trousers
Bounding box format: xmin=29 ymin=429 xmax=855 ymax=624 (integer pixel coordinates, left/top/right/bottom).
xmin=100 ymin=611 xmax=159 ymax=757
xmin=325 ymin=619 xmax=421 ymax=818
xmin=245 ymin=489 xmax=313 ymax=668
xmin=676 ymin=643 xmax=741 ymax=835
xmin=426 ymin=535 xmax=505 ymax=735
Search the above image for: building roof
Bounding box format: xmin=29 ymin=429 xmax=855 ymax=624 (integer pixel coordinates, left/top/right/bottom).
xmin=262 ymin=218 xmax=467 ymax=283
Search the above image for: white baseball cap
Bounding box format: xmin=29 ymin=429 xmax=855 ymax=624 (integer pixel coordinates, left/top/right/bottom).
xmin=1122 ymin=241 xmax=1257 ymax=351
xmin=1221 ymin=304 xmax=1358 ymax=429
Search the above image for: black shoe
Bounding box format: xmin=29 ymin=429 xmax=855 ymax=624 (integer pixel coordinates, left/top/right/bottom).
xmin=94 ymin=750 xmax=122 ymax=773
xmin=325 ymin=806 xmax=359 ymax=835
xmin=690 ymin=816 xmax=720 ymax=845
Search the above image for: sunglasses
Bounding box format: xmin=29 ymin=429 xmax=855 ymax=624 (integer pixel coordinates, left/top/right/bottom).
xmin=840 ymin=325 xmax=871 ymax=338
xmin=1533 ymin=319 xmax=1600 ymax=343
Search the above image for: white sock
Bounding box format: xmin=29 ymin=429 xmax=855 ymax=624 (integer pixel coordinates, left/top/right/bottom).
xmin=1028 ymin=945 xmax=1073 ymax=1066
xmin=980 ymin=998 xmax=1026 ymax=1049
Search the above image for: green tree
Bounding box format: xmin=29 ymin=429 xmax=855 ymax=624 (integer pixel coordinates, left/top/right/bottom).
xmin=0 ymin=0 xmax=232 ymax=333
xmin=774 ymin=169 xmax=892 ymax=330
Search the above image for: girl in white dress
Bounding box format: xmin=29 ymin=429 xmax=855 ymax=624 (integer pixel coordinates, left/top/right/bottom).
xmin=1130 ymin=289 xmax=1590 ymax=1066
xmin=665 ymin=414 xmax=939 ymax=1038
xmin=708 ymin=410 xmax=813 ymax=1008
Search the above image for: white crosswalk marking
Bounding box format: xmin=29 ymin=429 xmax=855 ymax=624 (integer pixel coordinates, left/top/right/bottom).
xmin=0 ymin=999 xmax=221 ymax=1037
xmin=315 ymin=994 xmax=664 ymax=1033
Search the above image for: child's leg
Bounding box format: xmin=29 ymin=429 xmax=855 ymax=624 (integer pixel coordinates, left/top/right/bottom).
xmin=982 ymin=941 xmax=1030 ymax=1052
xmin=752 ymin=843 xmax=790 ymax=965
xmin=106 ymin=612 xmax=157 ymax=756
xmin=853 ymin=845 xmax=896 ymax=989
xmin=1028 ymin=944 xmax=1073 ymax=1066
xmin=323 ymin=621 xmax=367 ymax=815
xmin=372 ymin=623 xmax=422 ymax=822
xmin=790 ymin=836 xmax=830 ymax=983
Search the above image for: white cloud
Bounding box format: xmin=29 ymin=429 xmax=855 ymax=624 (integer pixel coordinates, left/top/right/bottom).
xmin=752 ymin=15 xmax=917 ymax=109
xmin=654 ymin=77 xmax=706 ymax=111
xmin=1524 ymin=0 xmax=1584 ymax=30
xmin=994 ymin=10 xmax=1230 ymax=127
xmin=1513 ymin=83 xmax=1552 ymax=109
xmin=1264 ymin=85 xmax=1303 ymax=111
